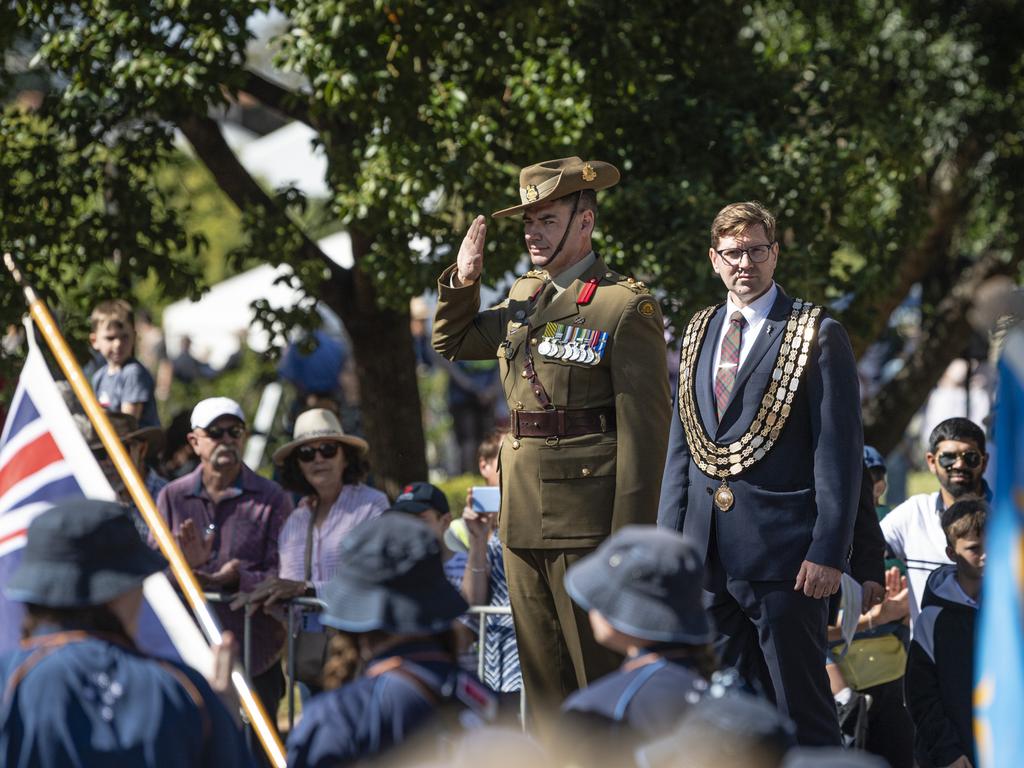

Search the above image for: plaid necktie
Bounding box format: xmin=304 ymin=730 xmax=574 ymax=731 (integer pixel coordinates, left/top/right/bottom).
xmin=715 ymin=310 xmax=746 ymax=420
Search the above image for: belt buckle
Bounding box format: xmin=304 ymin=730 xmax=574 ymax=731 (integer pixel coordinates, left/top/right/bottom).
xmin=545 ymin=436 xmax=560 ymax=446
xmin=510 ymin=410 xmax=521 ymax=438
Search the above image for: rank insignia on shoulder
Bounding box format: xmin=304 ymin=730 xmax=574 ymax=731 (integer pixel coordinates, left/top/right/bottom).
xmin=622 ymin=276 xmax=650 ymax=295
xmin=524 ymin=269 xmax=547 ymax=279
xmin=637 ymin=299 xmax=657 ymax=318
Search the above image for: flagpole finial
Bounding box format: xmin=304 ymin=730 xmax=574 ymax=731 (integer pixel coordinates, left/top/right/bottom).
xmin=3 ymin=252 xmax=38 ymax=304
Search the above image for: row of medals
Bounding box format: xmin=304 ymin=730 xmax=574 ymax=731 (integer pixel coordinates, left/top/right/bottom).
xmin=677 ymin=299 xmax=822 ymax=511
xmin=537 ymin=327 xmax=608 ymax=366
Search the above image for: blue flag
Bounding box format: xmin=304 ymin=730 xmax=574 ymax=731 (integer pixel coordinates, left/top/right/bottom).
xmin=975 ymin=329 xmax=1024 ymax=767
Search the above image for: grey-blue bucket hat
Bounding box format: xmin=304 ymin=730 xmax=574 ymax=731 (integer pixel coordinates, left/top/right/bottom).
xmin=5 ymin=498 xmax=166 ymax=608
xmin=565 ymin=525 xmax=714 ymax=644
xmin=320 ymin=512 xmax=468 ymax=634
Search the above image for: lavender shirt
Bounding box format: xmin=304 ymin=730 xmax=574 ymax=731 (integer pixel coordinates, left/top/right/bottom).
xmin=155 ymin=464 xmax=293 ymax=675
xmin=278 ymin=483 xmax=390 ymax=595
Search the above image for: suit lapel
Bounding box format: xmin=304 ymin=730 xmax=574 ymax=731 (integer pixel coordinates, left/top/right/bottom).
xmin=696 ymin=306 xmax=725 ymax=431
xmin=720 ymin=287 xmax=794 ymax=420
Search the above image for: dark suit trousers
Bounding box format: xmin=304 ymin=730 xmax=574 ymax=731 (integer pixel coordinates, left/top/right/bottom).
xmin=505 ymin=546 xmax=622 ymax=731
xmin=706 ymin=528 xmax=841 ymax=747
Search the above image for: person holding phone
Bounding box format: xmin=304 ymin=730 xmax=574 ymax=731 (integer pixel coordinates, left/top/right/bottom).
xmin=460 ymin=431 xmax=521 ymax=697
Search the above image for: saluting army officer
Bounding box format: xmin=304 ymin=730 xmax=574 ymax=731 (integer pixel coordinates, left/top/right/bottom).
xmin=432 ymin=156 xmax=671 ymax=720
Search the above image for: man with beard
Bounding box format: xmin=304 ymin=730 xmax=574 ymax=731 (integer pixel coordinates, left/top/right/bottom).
xmin=153 ymin=396 xmax=293 ymax=717
xmin=880 ymin=417 xmax=990 ymax=624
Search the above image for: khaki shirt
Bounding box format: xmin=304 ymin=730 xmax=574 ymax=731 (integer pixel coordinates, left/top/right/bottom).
xmin=433 ymin=256 xmax=671 ymax=549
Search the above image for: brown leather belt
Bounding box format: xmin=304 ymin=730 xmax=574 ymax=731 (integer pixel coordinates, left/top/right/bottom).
xmin=510 ymin=407 xmax=616 ymax=438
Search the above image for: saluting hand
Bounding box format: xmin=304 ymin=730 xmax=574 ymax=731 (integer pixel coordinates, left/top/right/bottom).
xmin=455 ymin=215 xmax=486 ymax=285
xmin=794 ymin=560 xmax=842 ymax=599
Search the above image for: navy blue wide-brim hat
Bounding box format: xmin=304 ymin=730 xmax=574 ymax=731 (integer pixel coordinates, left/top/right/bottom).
xmin=782 ymin=747 xmax=888 ymax=768
xmin=637 ymin=692 xmax=796 ymax=768
xmin=5 ymin=498 xmax=166 ymax=608
xmin=320 ymin=512 xmax=468 ymax=635
xmin=565 ymin=525 xmax=714 ymax=644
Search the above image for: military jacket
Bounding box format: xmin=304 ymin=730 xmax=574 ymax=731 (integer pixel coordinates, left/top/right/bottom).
xmin=433 ymin=256 xmax=670 ymax=549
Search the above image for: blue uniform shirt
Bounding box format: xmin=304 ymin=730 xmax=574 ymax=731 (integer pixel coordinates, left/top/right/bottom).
xmin=561 ymin=647 xmax=708 ymax=765
xmin=0 ymin=628 xmax=253 ymax=768
xmin=287 ymin=640 xmax=493 ymax=768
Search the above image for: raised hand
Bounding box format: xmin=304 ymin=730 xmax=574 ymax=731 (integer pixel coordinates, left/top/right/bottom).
xmin=177 ymin=518 xmax=214 ymax=568
xmin=456 ymin=215 xmax=486 ymax=285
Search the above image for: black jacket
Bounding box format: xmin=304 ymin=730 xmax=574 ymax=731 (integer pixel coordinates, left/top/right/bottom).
xmin=905 ymin=564 xmax=977 ymax=767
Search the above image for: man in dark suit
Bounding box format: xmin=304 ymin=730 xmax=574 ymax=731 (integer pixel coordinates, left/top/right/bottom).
xmin=657 ymin=201 xmax=862 ymax=746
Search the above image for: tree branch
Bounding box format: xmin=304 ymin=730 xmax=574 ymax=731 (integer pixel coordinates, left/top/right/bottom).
xmin=862 ymin=242 xmax=1024 ymax=452
xmin=176 ymin=113 xmax=351 ymax=293
xmin=845 ymin=139 xmax=984 ymax=357
xmin=237 ymin=70 xmax=315 ymax=128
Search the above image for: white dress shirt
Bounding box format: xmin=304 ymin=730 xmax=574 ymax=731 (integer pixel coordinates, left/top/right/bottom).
xmin=711 ymin=282 xmax=779 ymax=388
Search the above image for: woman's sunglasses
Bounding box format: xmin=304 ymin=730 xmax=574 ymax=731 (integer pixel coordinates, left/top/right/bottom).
xmin=297 ymin=443 xmax=340 ymax=463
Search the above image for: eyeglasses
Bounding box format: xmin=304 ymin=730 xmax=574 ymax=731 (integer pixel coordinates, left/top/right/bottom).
xmin=201 ymin=425 xmax=245 ymax=441
xmin=297 ymin=443 xmax=340 ymax=463
xmin=714 ymin=242 xmax=775 ymax=266
xmin=936 ymin=450 xmax=983 ymax=470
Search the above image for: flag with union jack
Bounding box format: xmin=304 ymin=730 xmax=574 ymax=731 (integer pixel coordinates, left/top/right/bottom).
xmin=0 ymin=323 xmax=211 ymax=674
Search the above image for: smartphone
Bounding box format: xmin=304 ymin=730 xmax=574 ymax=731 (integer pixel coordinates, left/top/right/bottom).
xmin=470 ymin=486 xmax=501 ymax=514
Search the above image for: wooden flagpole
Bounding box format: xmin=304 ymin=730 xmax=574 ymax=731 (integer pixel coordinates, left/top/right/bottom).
xmin=3 ymin=252 xmax=286 ymax=768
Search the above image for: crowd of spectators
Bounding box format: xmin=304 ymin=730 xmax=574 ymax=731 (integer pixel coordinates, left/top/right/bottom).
xmin=0 ymin=294 xmax=996 ymax=768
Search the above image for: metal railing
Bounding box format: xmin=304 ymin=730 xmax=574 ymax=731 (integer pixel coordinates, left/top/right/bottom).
xmin=203 ymin=593 xmax=522 ymax=732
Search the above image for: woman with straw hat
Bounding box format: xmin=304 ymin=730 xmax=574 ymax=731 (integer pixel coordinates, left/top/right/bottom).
xmin=232 ymin=409 xmax=388 ymax=689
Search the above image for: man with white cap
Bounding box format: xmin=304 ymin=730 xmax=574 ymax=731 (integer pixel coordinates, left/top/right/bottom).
xmin=153 ymin=396 xmax=293 ymax=717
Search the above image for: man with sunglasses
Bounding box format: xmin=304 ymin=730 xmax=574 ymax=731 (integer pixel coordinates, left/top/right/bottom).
xmin=153 ymin=396 xmax=293 ymax=719
xmin=658 ymin=201 xmax=863 ymax=747
xmin=880 ymin=417 xmax=990 ymax=624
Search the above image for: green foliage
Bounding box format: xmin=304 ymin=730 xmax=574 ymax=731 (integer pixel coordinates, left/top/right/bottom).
xmin=437 ymin=473 xmax=485 ymax=520
xmin=158 ymin=346 xmax=276 ymax=432
xmin=4 ymin=0 xmax=1023 ymax=395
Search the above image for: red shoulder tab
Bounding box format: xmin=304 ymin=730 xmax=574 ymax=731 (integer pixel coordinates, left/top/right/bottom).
xmin=577 ymin=277 xmax=600 ymax=305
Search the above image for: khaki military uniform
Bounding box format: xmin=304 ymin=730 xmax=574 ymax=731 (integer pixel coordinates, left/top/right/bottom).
xmin=433 ymin=255 xmax=671 ymax=715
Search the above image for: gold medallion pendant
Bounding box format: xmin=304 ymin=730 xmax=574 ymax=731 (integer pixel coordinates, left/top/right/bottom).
xmin=714 ymin=481 xmax=735 ymax=512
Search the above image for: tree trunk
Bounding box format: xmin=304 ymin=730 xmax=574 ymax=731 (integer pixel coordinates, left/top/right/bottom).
xmin=862 ymin=248 xmax=1022 ymax=453
xmin=319 ymin=241 xmax=428 ymax=499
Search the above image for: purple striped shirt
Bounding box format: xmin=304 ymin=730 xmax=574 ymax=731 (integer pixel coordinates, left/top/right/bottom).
xmin=154 ymin=464 xmax=293 ymax=676
xmin=278 ymin=483 xmax=390 ymax=595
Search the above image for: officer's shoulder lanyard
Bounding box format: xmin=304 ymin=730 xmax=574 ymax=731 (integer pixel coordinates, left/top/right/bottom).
xmin=3 ymin=629 xmax=212 ymax=744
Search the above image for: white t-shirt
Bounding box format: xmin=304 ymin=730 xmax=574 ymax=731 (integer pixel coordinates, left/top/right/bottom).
xmin=879 ymin=492 xmax=953 ymax=624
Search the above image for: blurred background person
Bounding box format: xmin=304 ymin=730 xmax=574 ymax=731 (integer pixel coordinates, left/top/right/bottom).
xmin=0 ymin=499 xmax=252 ymax=768
xmin=285 ymin=513 xmax=496 ymax=767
